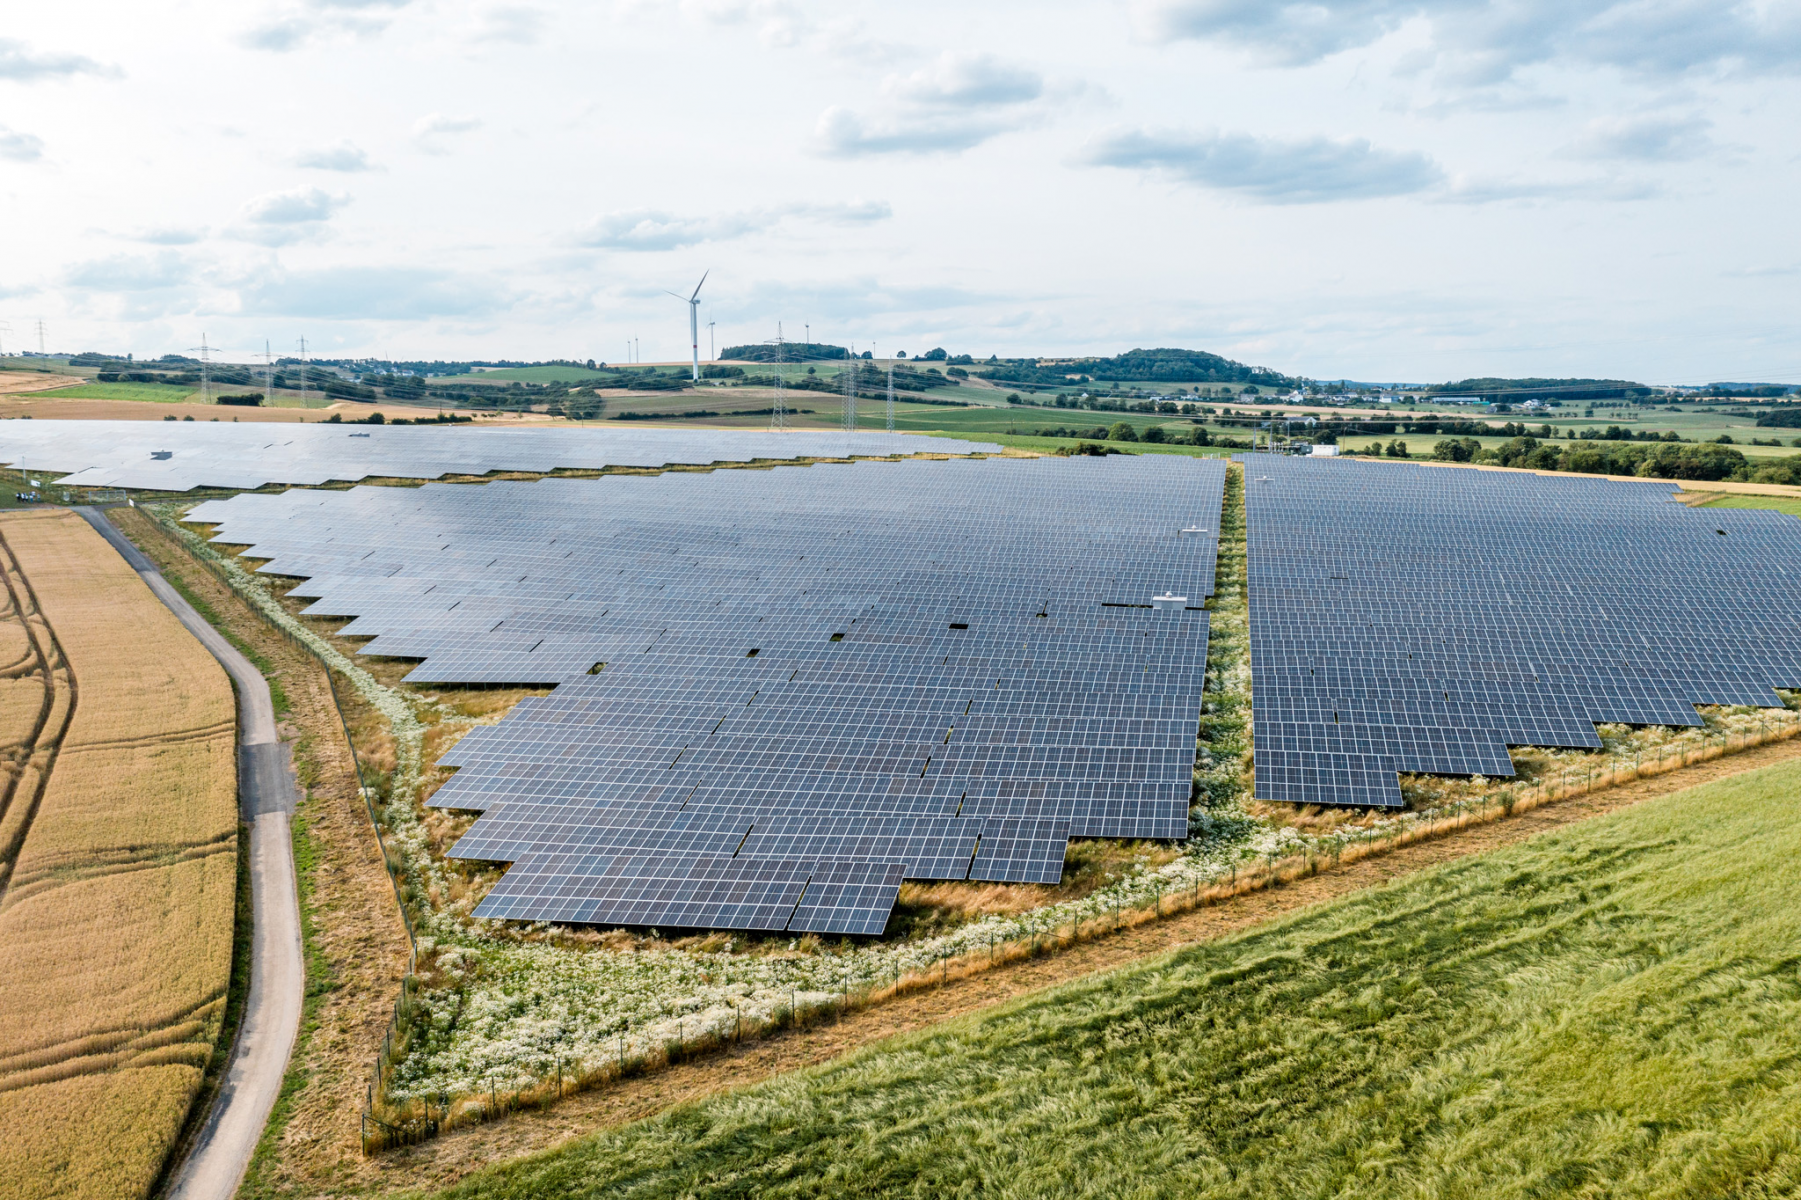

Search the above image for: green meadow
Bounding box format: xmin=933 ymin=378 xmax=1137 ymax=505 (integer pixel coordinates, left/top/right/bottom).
xmin=428 ymin=757 xmax=1801 ymax=1200
xmin=36 ymin=381 xmax=200 ymax=403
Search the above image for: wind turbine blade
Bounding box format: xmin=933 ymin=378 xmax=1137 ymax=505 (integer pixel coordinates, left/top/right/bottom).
xmin=664 ymin=290 xmax=688 ymax=300
xmin=690 ymin=269 xmax=708 ymax=302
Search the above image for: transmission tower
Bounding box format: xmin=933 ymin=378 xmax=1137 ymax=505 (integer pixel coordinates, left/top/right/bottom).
xmin=188 ymin=333 xmax=217 ymax=403
xmin=886 ymin=350 xmax=895 ymax=433
xmin=769 ymin=325 xmax=787 ymax=431
xmin=843 ymin=343 xmax=857 ymax=436
xmin=296 ymin=336 xmax=310 ymax=406
xmin=260 ymin=339 xmax=276 ymax=407
xmin=35 ymin=319 xmax=45 ymax=356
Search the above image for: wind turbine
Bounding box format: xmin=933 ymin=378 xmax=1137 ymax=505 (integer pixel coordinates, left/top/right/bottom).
xmin=666 ymin=271 xmax=708 ymax=382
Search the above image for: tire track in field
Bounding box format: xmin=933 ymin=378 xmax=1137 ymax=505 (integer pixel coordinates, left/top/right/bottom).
xmin=0 ymin=521 xmax=76 ymax=905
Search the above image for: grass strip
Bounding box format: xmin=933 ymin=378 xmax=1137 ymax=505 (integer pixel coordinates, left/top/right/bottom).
xmin=425 ymin=755 xmax=1801 ymax=1200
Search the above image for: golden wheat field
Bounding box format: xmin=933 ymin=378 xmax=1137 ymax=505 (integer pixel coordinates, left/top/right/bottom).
xmin=0 ymin=509 xmax=237 ymax=1200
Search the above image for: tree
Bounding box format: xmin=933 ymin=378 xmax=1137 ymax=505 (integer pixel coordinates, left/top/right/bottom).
xmin=1385 ymin=439 xmax=1409 ymax=458
xmin=1107 ymin=421 xmax=1137 ymax=442
xmin=1141 ymin=424 xmax=1165 ymax=443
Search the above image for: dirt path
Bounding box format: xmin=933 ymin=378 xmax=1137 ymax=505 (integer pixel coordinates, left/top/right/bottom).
xmin=347 ymin=734 xmax=1801 ymax=1196
xmin=107 ymin=507 xmax=414 ymax=1199
xmin=75 ymin=508 xmax=305 ymax=1200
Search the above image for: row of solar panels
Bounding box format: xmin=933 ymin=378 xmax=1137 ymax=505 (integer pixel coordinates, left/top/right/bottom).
xmin=188 ymin=451 xmax=1801 ymax=931
xmin=194 ymin=455 xmax=1226 ymax=933
xmin=0 ymin=420 xmax=1002 ymax=491
xmin=1239 ymin=456 xmax=1801 ymax=807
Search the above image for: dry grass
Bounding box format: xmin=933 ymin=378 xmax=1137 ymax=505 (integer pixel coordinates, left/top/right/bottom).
xmin=0 ymin=509 xmax=237 ymax=1200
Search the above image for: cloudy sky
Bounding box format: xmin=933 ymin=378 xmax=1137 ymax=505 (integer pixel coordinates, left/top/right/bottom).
xmin=3 ymin=0 xmax=1798 ymax=381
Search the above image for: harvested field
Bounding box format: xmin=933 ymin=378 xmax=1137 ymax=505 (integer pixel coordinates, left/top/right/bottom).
xmin=0 ymin=508 xmax=238 ymax=1200
xmin=0 ymin=372 xmax=84 ymax=395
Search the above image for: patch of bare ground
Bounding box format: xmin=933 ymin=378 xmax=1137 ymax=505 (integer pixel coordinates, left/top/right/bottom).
xmin=0 ymin=373 xmax=85 ymax=395
xmin=105 ymin=508 xmax=413 ymax=1198
xmin=329 ymin=730 xmax=1801 ymax=1198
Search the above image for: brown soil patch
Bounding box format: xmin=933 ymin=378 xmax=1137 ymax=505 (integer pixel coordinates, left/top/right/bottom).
xmin=341 ymin=733 xmax=1801 ymax=1198
xmin=0 ymin=374 xmax=84 ymax=396
xmin=105 ymin=508 xmax=414 ymax=1196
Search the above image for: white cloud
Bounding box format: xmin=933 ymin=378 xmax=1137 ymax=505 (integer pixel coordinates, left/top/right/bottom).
xmin=0 ymin=126 xmax=45 ymax=162
xmin=65 ymin=251 xmax=195 ymax=292
xmin=0 ymin=37 xmax=119 ymax=81
xmin=1131 ymin=0 xmax=1801 ymax=85
xmin=471 ymin=5 xmax=546 ymax=44
xmin=1436 ymin=173 xmax=1661 ymax=203
xmin=578 ymin=201 xmax=892 ymax=251
xmin=133 ymin=227 xmax=208 ymax=245
xmin=238 ymin=17 xmax=316 ymax=52
xmin=813 ymin=51 xmax=1063 ymax=159
xmin=814 ymin=107 xmax=1012 ymax=157
xmin=886 ymin=53 xmax=1043 ymax=107
xmin=232 ymin=187 xmax=349 ymax=245
xmin=414 ymin=112 xmax=482 ymax=153
xmin=1077 ymin=127 xmax=1444 ymax=202
xmin=234 ymin=265 xmax=509 ymax=319
xmin=244 ymin=187 xmax=348 ymax=224
xmin=1560 ymin=113 xmax=1714 ymax=162
xmin=238 ymin=0 xmax=416 ymax=52
xmin=296 ymin=140 xmax=377 ymax=171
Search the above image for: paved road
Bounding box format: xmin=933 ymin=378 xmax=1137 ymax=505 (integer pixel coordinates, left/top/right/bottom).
xmin=77 ymin=508 xmax=303 ymax=1200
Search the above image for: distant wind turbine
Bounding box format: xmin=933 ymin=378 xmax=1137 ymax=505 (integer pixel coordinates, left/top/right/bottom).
xmin=666 ymin=271 xmax=708 ymax=382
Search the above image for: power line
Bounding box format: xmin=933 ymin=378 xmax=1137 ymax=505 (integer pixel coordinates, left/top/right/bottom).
xmin=843 ymin=341 xmax=857 ymax=438
xmin=769 ymin=324 xmax=787 ymax=432
xmin=187 ymin=333 xmax=216 ymax=404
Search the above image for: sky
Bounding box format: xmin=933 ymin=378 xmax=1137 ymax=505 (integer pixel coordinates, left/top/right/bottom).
xmin=2 ymin=0 xmax=1798 ymax=383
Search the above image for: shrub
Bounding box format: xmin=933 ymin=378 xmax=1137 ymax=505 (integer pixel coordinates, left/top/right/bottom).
xmin=1107 ymin=422 xmax=1137 ymax=443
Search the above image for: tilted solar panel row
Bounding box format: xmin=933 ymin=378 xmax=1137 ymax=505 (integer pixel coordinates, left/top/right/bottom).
xmin=0 ymin=420 xmax=1002 ymax=492
xmin=195 ymin=454 xmax=1227 ymax=933
xmin=1238 ymin=456 xmax=1801 ymax=807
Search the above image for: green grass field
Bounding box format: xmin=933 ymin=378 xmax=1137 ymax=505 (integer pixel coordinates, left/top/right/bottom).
xmin=430 ymin=758 xmax=1801 ymax=1200
xmin=35 ymin=381 xmax=199 ymax=403
xmin=1699 ymin=492 xmax=1801 ymax=519
xmin=451 ymin=365 xmax=617 ymax=385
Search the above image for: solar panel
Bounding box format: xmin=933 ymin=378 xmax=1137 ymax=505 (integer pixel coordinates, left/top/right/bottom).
xmin=196 ymin=455 xmax=1228 ymax=934
xmin=1239 ymin=455 xmax=1801 ymax=807
xmin=0 ymin=420 xmax=1001 ymax=492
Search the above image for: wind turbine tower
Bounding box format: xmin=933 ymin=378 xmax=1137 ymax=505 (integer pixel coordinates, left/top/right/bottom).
xmin=667 ymin=271 xmax=708 ymax=382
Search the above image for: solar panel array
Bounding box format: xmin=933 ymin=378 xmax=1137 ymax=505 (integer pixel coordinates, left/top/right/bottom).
xmin=191 ymin=456 xmax=1225 ymax=933
xmin=1241 ymin=455 xmax=1801 ymax=808
xmin=0 ymin=420 xmax=999 ymax=492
